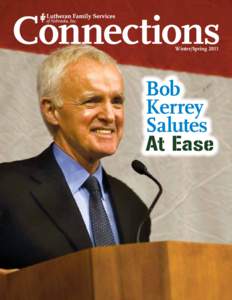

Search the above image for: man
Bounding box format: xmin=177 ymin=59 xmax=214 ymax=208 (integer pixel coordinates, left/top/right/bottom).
xmin=0 ymin=45 xmax=150 ymax=273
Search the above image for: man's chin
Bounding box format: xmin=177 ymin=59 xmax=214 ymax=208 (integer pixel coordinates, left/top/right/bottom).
xmin=93 ymin=147 xmax=117 ymax=159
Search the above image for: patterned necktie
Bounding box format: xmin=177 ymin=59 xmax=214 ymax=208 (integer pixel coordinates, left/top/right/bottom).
xmin=83 ymin=176 xmax=115 ymax=246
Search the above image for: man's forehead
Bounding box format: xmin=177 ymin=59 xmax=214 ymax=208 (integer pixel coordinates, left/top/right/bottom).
xmin=59 ymin=57 xmax=124 ymax=100
xmin=62 ymin=58 xmax=124 ymax=88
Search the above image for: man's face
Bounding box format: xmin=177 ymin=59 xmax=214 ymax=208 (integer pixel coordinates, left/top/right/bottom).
xmin=53 ymin=57 xmax=125 ymax=169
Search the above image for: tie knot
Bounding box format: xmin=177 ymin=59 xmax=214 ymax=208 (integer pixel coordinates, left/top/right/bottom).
xmin=84 ymin=176 xmax=101 ymax=196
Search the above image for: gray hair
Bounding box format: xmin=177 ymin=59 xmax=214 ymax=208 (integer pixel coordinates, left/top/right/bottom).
xmin=37 ymin=45 xmax=118 ymax=135
xmin=37 ymin=45 xmax=117 ymax=107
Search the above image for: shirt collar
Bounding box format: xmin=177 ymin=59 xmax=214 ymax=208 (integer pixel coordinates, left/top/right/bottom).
xmin=52 ymin=143 xmax=104 ymax=195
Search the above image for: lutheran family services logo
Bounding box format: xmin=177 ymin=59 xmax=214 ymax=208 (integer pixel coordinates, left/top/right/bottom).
xmin=13 ymin=13 xmax=220 ymax=48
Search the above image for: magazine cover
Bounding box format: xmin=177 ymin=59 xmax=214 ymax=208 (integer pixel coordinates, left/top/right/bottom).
xmin=0 ymin=0 xmax=231 ymax=247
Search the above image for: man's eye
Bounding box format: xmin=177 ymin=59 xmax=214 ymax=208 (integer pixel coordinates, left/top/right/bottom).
xmin=112 ymin=97 xmax=124 ymax=105
xmin=82 ymin=97 xmax=101 ymax=105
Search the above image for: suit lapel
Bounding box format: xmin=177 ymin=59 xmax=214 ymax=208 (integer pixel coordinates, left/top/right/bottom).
xmin=30 ymin=146 xmax=92 ymax=251
xmin=104 ymin=173 xmax=135 ymax=243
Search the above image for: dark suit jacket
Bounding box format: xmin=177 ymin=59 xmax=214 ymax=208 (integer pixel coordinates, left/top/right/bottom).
xmin=0 ymin=146 xmax=150 ymax=268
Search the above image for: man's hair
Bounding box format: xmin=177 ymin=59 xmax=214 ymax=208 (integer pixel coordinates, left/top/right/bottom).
xmin=37 ymin=45 xmax=118 ymax=135
xmin=37 ymin=45 xmax=117 ymax=107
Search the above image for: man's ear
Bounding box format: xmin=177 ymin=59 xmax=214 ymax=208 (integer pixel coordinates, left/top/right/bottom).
xmin=40 ymin=98 xmax=59 ymax=126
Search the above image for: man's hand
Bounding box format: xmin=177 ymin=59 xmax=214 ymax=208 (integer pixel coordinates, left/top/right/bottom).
xmin=0 ymin=268 xmax=18 ymax=276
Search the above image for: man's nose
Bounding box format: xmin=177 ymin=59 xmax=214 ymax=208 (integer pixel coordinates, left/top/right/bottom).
xmin=98 ymin=102 xmax=115 ymax=122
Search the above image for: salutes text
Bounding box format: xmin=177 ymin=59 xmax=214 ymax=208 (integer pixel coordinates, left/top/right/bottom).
xmin=142 ymin=77 xmax=218 ymax=156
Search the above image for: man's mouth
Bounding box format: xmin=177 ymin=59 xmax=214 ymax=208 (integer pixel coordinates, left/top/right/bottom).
xmin=91 ymin=128 xmax=115 ymax=135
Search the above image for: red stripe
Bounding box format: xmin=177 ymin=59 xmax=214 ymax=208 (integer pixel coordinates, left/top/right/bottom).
xmin=0 ymin=0 xmax=231 ymax=77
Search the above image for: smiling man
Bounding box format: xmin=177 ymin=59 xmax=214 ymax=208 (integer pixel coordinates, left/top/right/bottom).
xmin=0 ymin=46 xmax=150 ymax=271
xmin=43 ymin=54 xmax=125 ymax=173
